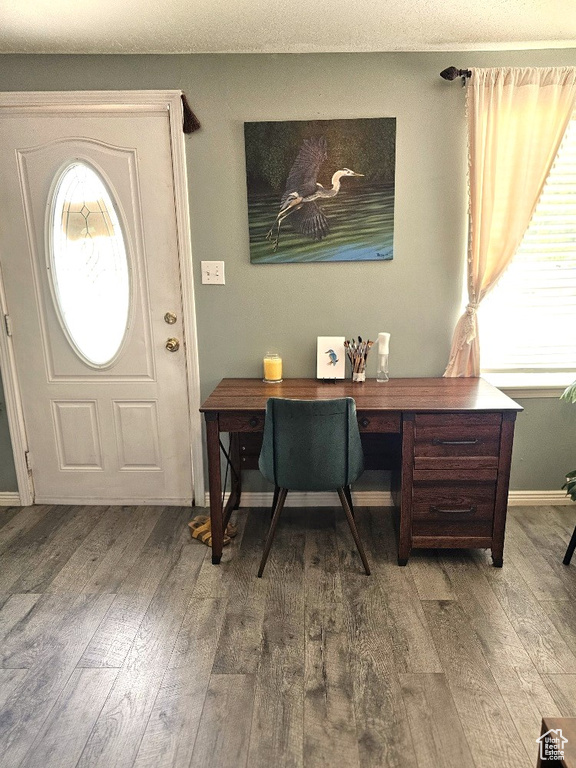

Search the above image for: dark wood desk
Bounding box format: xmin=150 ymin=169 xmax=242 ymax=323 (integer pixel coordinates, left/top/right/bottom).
xmin=200 ymin=378 xmax=522 ymax=565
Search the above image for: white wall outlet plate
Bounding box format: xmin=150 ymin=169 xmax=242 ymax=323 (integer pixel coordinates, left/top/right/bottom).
xmin=201 ymin=261 xmax=225 ymax=285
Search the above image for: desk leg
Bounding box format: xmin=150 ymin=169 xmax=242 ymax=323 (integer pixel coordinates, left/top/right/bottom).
xmin=205 ymin=414 xmax=224 ymax=565
xmin=229 ymin=433 xmax=242 ymax=512
xmin=398 ymin=414 xmax=414 ymax=566
xmin=492 ymin=413 xmax=516 ymax=568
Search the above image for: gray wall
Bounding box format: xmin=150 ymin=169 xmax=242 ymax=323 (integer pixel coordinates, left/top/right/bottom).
xmin=0 ymin=50 xmax=575 ymax=494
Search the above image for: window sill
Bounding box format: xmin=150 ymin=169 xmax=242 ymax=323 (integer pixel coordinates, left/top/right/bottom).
xmin=481 ymin=372 xmax=574 ymax=399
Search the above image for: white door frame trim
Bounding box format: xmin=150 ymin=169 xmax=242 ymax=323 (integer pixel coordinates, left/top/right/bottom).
xmin=0 ymin=257 xmax=33 ymax=506
xmin=0 ymin=90 xmax=204 ymax=506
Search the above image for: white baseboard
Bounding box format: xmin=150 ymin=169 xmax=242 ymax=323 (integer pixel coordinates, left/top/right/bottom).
xmin=34 ymin=496 xmax=192 ymax=506
xmin=1 ymin=489 xmax=569 ymax=510
xmin=507 ymin=490 xmax=573 ymax=506
xmin=205 ymin=490 xmax=395 ymax=508
xmin=203 ymin=489 xmax=573 ymax=509
xmin=204 ymin=490 xmax=391 ymax=508
xmin=0 ymin=492 xmax=21 ymax=506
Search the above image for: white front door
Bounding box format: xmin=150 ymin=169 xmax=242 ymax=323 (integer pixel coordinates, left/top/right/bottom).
xmin=0 ymin=92 xmax=200 ymax=505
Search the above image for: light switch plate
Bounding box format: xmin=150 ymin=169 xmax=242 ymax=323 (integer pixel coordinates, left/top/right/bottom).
xmin=201 ymin=261 xmax=225 ymax=285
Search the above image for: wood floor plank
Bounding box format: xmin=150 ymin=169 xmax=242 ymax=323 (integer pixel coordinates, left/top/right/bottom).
xmin=0 ymin=667 xmax=29 ymax=707
xmin=540 ymin=600 xmax=576 ymax=656
xmin=5 ymin=505 xmax=104 ymax=593
xmin=247 ymin=510 xmax=306 ymax=768
xmin=0 ymin=504 xmax=52 ymax=553
xmin=76 ymin=593 xmax=154 ymax=669
xmin=439 ymin=553 xmax=561 ymax=755
xmin=0 ymin=593 xmax=115 ymax=768
xmin=80 ymin=505 xmax=166 ymax=594
xmin=336 ymin=514 xmax=417 ymax=768
xmin=510 ymin=506 xmax=576 ymax=601
xmin=0 ymin=593 xmax=43 ymax=664
xmin=542 ymin=675 xmax=576 ymax=717
xmin=422 ymin=600 xmax=529 ymax=768
xmin=399 ymin=673 xmax=475 ymax=768
xmin=190 ymin=674 xmax=255 ymax=768
xmin=211 ymin=509 xmax=269 ymax=675
xmin=76 ymin=520 xmax=205 ymax=768
xmin=18 ymin=668 xmax=119 ymax=768
xmin=191 ymin=510 xmax=247 ymax=599
xmin=45 ymin=505 xmax=132 ymax=593
xmin=479 ymin=558 xmax=576 ymax=673
xmin=0 ymin=505 xmax=74 ymax=592
xmin=504 ymin=516 xmax=572 ymax=601
xmin=78 ymin=505 xmax=193 ymax=668
xmin=1 ymin=593 xmax=78 ymax=668
xmin=359 ymin=510 xmax=443 ymax=673
xmin=133 ymin=597 xmax=227 ymax=768
xmin=0 ymin=505 xmax=26 ymax=531
xmin=548 ymin=505 xmax=576 ymax=536
xmin=303 ymin=516 xmax=360 ymax=768
xmin=408 ymin=551 xmax=457 ymax=601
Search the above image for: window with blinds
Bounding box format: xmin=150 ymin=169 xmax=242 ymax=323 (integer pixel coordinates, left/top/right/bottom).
xmin=479 ymin=115 xmax=576 ymax=384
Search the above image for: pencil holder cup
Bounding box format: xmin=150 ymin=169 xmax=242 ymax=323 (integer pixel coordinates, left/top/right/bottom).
xmin=345 ymin=337 xmax=372 ymax=383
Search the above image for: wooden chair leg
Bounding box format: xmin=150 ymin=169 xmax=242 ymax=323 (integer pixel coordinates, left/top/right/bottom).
xmin=563 ymin=524 xmax=576 ymax=565
xmin=271 ymin=485 xmax=280 ymax=519
xmin=344 ymin=485 xmax=355 ymax=518
xmin=258 ymin=487 xmax=288 ymax=577
xmin=337 ymin=487 xmax=370 ymax=576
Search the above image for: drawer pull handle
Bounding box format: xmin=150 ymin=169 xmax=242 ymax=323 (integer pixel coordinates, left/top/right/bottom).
xmin=432 ymin=438 xmax=479 ymax=446
xmin=359 ymin=418 xmax=370 ymax=428
xmin=430 ymin=505 xmax=477 ymax=514
xmin=249 ymin=417 xmax=259 ymax=428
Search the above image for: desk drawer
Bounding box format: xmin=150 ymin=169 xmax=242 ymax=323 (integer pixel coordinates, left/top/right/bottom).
xmin=412 ymin=470 xmax=496 ymax=537
xmin=357 ymin=412 xmax=401 ymax=433
xmin=414 ymin=413 xmax=501 ymax=469
xmin=239 ymin=432 xmax=263 ymax=469
xmin=219 ymin=412 xmax=265 ymax=432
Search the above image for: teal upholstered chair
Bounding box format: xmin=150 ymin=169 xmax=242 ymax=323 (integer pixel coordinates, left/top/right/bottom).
xmin=257 ymin=397 xmax=370 ymax=577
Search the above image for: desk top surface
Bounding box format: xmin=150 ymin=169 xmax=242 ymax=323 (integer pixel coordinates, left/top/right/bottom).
xmin=200 ymin=377 xmax=523 ymax=414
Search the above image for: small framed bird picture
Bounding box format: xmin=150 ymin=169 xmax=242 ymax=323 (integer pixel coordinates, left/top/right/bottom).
xmin=317 ymin=337 xmax=346 ymax=380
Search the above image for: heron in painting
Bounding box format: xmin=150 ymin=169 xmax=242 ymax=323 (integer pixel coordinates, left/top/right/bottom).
xmin=266 ymin=136 xmax=364 ymax=252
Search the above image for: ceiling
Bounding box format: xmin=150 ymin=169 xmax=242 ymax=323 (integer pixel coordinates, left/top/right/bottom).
xmin=0 ymin=0 xmax=575 ymax=54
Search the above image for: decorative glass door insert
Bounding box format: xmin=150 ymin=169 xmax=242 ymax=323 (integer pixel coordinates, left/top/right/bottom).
xmin=50 ymin=161 xmax=131 ymax=366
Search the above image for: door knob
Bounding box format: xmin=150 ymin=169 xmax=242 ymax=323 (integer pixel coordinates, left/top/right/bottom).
xmin=166 ymin=337 xmax=180 ymax=352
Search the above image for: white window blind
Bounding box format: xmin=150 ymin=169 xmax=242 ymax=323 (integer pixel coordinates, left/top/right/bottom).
xmin=479 ymin=115 xmax=576 ymax=380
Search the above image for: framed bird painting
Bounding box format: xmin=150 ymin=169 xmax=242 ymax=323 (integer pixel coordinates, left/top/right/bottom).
xmin=244 ymin=117 xmax=396 ymax=263
xmin=316 ymin=337 xmax=346 ymax=379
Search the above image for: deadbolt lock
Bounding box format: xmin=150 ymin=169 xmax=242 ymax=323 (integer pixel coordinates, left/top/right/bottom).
xmin=164 ymin=312 xmax=177 ymax=324
xmin=165 ymin=337 xmax=180 ymax=352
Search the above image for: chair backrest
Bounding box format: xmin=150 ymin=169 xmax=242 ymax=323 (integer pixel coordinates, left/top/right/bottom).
xmin=258 ymin=397 xmax=364 ymax=492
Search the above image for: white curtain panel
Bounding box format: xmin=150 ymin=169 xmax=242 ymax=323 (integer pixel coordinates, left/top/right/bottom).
xmin=444 ymin=66 xmax=576 ymax=377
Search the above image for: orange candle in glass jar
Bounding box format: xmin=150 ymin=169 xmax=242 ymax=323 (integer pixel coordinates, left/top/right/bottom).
xmin=263 ymin=352 xmax=282 ymax=382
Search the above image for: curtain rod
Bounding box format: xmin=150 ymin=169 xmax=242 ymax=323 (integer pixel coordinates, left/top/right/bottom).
xmin=440 ymin=67 xmax=472 ymax=81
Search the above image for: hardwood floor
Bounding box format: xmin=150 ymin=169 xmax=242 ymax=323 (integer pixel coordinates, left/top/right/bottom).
xmin=0 ymin=502 xmax=575 ymax=768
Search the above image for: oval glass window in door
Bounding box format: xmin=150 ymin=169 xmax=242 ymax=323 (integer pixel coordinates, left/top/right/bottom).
xmin=50 ymin=162 xmax=131 ymax=366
